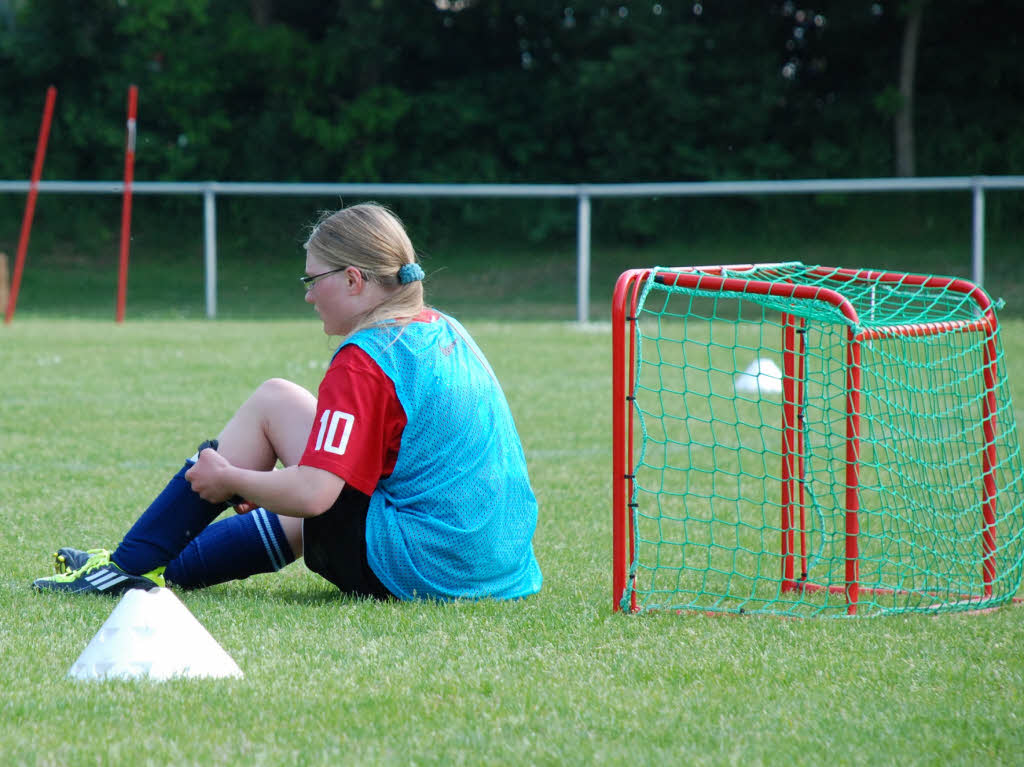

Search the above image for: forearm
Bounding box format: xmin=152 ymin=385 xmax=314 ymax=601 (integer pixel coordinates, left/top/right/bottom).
xmin=225 ymin=464 xmax=341 ymax=518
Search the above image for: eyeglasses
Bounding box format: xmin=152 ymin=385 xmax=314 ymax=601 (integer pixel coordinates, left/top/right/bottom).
xmin=300 ymin=267 xmax=346 ymax=291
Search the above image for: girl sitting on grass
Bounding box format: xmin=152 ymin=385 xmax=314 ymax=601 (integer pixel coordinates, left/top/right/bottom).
xmin=33 ymin=202 xmax=542 ymax=601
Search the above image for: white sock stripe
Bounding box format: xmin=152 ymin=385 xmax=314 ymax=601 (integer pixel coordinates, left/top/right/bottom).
xmin=262 ymin=509 xmax=288 ymax=568
xmin=252 ymin=508 xmax=285 ymax=571
xmin=250 ymin=509 xmax=275 ymax=569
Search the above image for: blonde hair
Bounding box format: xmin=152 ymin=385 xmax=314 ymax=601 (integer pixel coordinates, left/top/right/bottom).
xmin=304 ymin=202 xmax=425 ymax=335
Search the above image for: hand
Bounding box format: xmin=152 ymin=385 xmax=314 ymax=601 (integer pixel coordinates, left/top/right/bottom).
xmin=184 ymin=447 xmax=236 ymax=503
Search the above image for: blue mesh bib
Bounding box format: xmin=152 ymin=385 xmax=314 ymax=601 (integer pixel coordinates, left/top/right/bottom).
xmin=345 ymin=313 xmax=542 ymax=600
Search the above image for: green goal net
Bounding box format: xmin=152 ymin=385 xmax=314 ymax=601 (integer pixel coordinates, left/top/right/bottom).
xmin=612 ymin=263 xmax=1024 ymax=617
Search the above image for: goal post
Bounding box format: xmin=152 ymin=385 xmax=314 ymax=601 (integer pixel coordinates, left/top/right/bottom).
xmin=612 ymin=262 xmax=1024 ymax=617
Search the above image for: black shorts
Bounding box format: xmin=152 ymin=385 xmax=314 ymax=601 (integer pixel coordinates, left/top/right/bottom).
xmin=302 ymin=485 xmax=395 ymax=600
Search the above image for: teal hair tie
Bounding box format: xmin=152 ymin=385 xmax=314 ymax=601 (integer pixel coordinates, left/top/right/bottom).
xmin=398 ymin=263 xmax=425 ymax=284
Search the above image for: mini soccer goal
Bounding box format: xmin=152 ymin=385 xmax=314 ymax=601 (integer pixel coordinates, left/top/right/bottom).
xmin=612 ymin=263 xmax=1024 ymax=617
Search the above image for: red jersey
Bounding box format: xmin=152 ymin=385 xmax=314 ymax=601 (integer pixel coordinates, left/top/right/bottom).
xmin=298 ymin=344 xmax=407 ymax=495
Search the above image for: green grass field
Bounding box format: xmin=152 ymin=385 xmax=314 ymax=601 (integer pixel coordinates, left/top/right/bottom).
xmin=3 ymin=313 xmax=1024 ymax=765
xmin=3 ymin=195 xmax=1024 ymax=764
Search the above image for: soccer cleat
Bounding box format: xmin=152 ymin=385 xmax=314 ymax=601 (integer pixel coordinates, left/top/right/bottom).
xmin=53 ymin=547 xmax=107 ymax=575
xmin=33 ymin=550 xmax=165 ymax=595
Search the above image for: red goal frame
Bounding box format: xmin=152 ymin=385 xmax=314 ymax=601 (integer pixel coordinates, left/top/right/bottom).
xmin=612 ymin=265 xmax=1001 ymax=615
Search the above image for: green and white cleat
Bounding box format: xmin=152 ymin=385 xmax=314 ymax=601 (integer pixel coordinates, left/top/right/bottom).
xmin=33 ymin=550 xmax=164 ymax=595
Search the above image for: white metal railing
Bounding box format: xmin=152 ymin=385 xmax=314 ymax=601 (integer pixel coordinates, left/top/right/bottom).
xmin=2 ymin=176 xmax=1023 ymax=321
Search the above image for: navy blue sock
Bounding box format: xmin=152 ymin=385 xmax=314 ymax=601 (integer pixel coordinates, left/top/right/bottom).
xmin=112 ymin=460 xmax=228 ymax=575
xmin=165 ymin=507 xmax=295 ymax=589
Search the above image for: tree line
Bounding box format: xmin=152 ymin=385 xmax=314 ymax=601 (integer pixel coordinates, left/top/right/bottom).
xmin=1 ymin=1 xmax=1020 ymax=238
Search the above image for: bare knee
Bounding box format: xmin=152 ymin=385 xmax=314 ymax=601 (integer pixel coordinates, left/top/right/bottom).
xmin=217 ymin=379 xmax=316 ymax=469
xmin=250 ymin=378 xmax=316 ymax=466
xmin=255 ymin=377 xmax=314 ymax=404
xmin=247 ymin=379 xmax=315 ymax=422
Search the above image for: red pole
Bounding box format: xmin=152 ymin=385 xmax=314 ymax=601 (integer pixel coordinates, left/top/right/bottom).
xmin=611 ymin=269 xmax=648 ymax=612
xmin=5 ymin=86 xmax=57 ymax=325
xmin=625 ymin=279 xmax=642 ymax=614
xmin=796 ymin=318 xmax=808 ymax=581
xmin=845 ymin=331 xmax=863 ymax=615
xmin=116 ymin=85 xmax=138 ymax=323
xmin=781 ymin=314 xmax=798 ymax=590
xmin=611 ymin=272 xmax=630 ymax=611
xmin=981 ymin=320 xmax=1000 ymax=598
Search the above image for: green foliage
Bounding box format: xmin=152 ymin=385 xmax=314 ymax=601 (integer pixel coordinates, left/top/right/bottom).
xmin=0 ymin=1 xmax=1022 ymax=238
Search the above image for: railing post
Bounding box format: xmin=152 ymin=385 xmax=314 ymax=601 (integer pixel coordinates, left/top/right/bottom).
xmin=576 ymin=191 xmax=591 ymax=324
xmin=203 ymin=184 xmax=217 ymax=319
xmin=972 ymin=178 xmax=985 ymax=289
